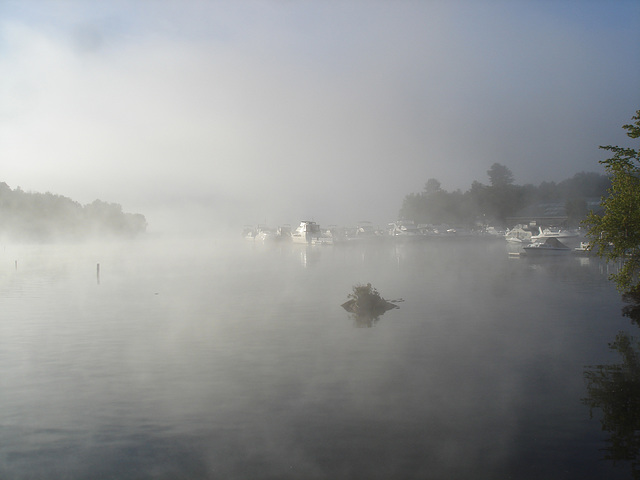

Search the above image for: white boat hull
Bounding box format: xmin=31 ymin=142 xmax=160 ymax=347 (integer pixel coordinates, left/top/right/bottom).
xmin=291 ymin=221 xmax=333 ymax=245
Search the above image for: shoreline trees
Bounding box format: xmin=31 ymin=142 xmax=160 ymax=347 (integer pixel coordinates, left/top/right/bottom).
xmin=399 ymin=166 xmax=609 ymax=229
xmin=0 ymin=182 xmax=147 ymax=242
xmin=584 ymin=110 xmax=640 ymax=293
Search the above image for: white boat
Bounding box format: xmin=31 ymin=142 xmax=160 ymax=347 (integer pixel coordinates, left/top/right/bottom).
xmin=291 ymin=221 xmax=333 ymax=245
xmin=574 ymin=241 xmax=595 ymax=255
xmin=243 ymin=224 xmax=270 ymax=241
xmin=505 ymin=225 xmax=533 ymax=243
xmin=242 ymin=225 xmax=257 ymax=240
xmin=388 ymin=220 xmax=422 ymax=238
xmin=344 ymin=221 xmax=383 ymax=243
xmin=523 ymin=237 xmax=571 ymax=256
xmin=530 ymin=226 xmax=579 ymax=241
xmin=276 ymin=224 xmax=292 ymax=241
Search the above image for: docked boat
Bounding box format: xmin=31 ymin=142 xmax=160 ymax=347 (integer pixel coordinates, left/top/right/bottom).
xmin=291 ymin=221 xmax=333 ymax=245
xmin=243 ymin=224 xmax=270 ymax=241
xmin=355 ymin=221 xmax=378 ymax=237
xmin=504 ymin=225 xmax=533 ymax=243
xmin=342 ymin=221 xmax=383 ymax=244
xmin=254 ymin=225 xmax=277 ymax=243
xmin=523 ymin=237 xmax=571 ymax=256
xmin=574 ymin=241 xmax=598 ymax=256
xmin=388 ymin=220 xmax=422 ymax=238
xmin=244 ymin=224 xmax=292 ymax=243
xmin=275 ymin=225 xmax=292 ymax=241
xmin=530 ymin=226 xmax=579 ymax=241
xmin=242 ymin=225 xmax=257 ymax=240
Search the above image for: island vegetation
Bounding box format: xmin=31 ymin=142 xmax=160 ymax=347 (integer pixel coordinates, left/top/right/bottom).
xmin=341 ymin=283 xmax=400 ymax=327
xmin=0 ymin=182 xmax=147 ymax=242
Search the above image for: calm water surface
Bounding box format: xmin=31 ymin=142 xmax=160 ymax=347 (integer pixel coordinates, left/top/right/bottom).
xmin=0 ymin=236 xmax=635 ymax=479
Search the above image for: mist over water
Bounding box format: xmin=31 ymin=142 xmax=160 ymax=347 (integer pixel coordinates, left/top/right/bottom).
xmin=0 ymin=236 xmax=633 ymax=479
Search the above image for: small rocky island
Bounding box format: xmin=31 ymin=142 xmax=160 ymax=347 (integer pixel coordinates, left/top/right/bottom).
xmin=341 ymin=283 xmax=400 ymax=327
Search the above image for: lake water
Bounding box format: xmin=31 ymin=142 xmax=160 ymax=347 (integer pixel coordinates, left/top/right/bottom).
xmin=0 ymin=235 xmax=636 ymax=479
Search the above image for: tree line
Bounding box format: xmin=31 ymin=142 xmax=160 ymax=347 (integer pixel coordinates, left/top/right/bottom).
xmin=397 ymin=108 xmax=640 ymax=295
xmin=0 ymin=182 xmax=147 ymax=242
xmin=398 ymin=164 xmax=610 ymax=228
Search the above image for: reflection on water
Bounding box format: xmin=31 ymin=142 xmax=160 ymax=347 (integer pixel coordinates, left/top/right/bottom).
xmin=0 ymin=237 xmax=635 ymax=479
xmin=583 ymin=330 xmax=640 ymax=479
xmin=623 ymin=289 xmax=640 ymax=327
xmin=583 ymin=292 xmax=640 ymax=479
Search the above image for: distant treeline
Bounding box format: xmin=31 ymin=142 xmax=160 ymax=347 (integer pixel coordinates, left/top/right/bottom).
xmin=399 ymin=163 xmax=610 ymax=228
xmin=0 ymin=182 xmax=147 ymax=241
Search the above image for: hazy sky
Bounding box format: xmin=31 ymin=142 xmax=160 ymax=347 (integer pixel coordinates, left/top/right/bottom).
xmin=1 ymin=1 xmax=639 ymax=231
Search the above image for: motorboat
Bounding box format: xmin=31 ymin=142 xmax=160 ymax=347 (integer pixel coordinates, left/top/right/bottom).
xmin=530 ymin=226 xmax=579 ymax=241
xmin=355 ymin=221 xmax=378 ymax=237
xmin=243 ymin=224 xmax=270 ymax=241
xmin=275 ymin=224 xmax=292 ymax=241
xmin=573 ymin=241 xmax=593 ymax=256
xmin=523 ymin=237 xmax=571 ymax=256
xmin=244 ymin=224 xmax=292 ymax=243
xmin=388 ymin=220 xmax=422 ymax=238
xmin=323 ymin=225 xmax=349 ymax=244
xmin=504 ymin=225 xmax=533 ymax=243
xmin=242 ymin=225 xmax=257 ymax=240
xmin=291 ymin=221 xmax=333 ymax=245
xmin=342 ymin=221 xmax=383 ymax=243
xmin=254 ymin=225 xmax=276 ymax=243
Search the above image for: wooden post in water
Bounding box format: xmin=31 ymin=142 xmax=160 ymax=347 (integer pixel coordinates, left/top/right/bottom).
xmin=97 ymin=263 xmax=100 ymax=285
xmin=15 ymin=260 xmax=17 ymax=271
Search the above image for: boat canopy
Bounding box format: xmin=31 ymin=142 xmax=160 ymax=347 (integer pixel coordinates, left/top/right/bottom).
xmin=543 ymin=237 xmax=568 ymax=248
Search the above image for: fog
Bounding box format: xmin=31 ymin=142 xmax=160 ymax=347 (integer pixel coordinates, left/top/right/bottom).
xmin=0 ymin=235 xmax=634 ymax=478
xmin=1 ymin=0 xmax=639 ymax=233
xmin=3 ymin=5 xmax=640 ymax=476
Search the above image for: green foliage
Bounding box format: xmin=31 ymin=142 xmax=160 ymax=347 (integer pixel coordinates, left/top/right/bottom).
xmin=0 ymin=182 xmax=147 ymax=241
xmin=584 ymin=110 xmax=640 ymax=292
xmin=347 ymin=283 xmax=384 ymax=312
xmin=399 ymin=164 xmax=609 ymax=228
xmin=342 ymin=283 xmax=398 ymax=327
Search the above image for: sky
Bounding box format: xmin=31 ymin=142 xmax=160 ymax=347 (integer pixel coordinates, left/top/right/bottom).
xmin=1 ymin=0 xmax=639 ymax=232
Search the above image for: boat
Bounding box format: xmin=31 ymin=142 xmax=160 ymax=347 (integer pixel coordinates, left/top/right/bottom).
xmin=244 ymin=224 xmax=293 ymax=243
xmin=242 ymin=225 xmax=257 ymax=240
xmin=342 ymin=221 xmax=383 ymax=244
xmin=530 ymin=226 xmax=579 ymax=241
xmin=504 ymin=225 xmax=533 ymax=243
xmin=275 ymin=225 xmax=292 ymax=241
xmin=388 ymin=220 xmax=422 ymax=238
xmin=523 ymin=237 xmax=571 ymax=256
xmin=243 ymin=224 xmax=270 ymax=241
xmin=573 ymin=241 xmax=593 ymax=255
xmin=291 ymin=221 xmax=333 ymax=245
xmin=254 ymin=225 xmax=276 ymax=243
xmin=355 ymin=221 xmax=378 ymax=237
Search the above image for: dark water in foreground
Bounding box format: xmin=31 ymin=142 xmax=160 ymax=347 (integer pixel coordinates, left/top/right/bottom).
xmin=0 ymin=237 xmax=636 ymax=479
